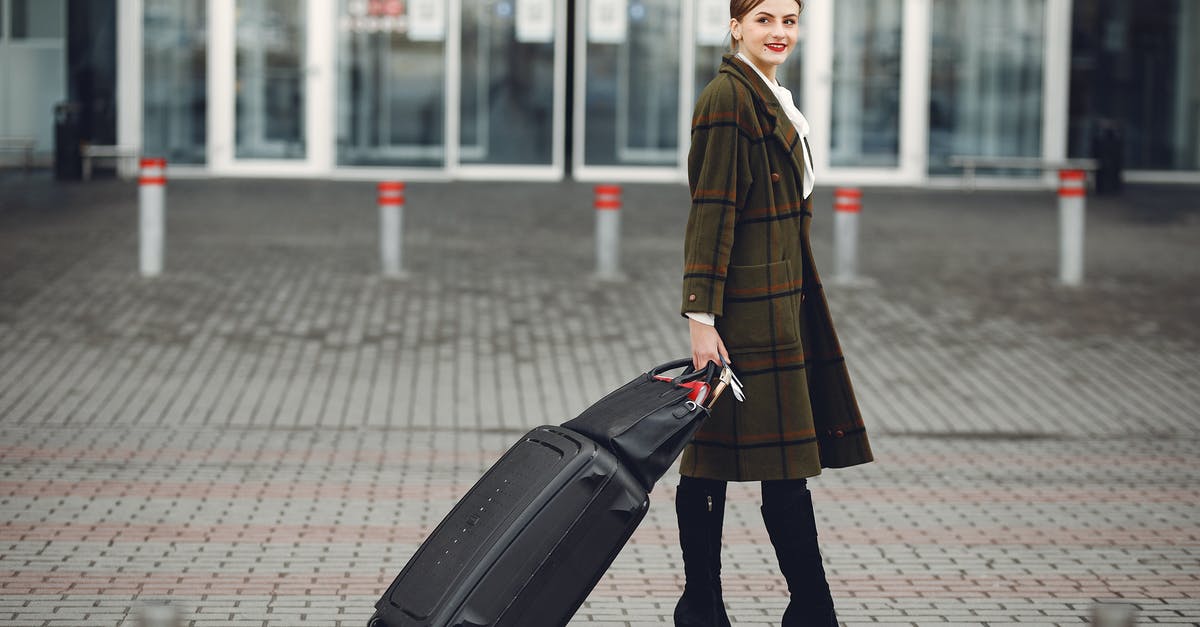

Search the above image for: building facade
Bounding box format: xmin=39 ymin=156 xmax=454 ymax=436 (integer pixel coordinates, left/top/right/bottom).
xmin=3 ymin=0 xmax=1198 ymax=185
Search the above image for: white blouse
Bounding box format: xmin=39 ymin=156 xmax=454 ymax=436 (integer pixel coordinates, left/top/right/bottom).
xmin=686 ymin=55 xmax=816 ymax=328
xmin=736 ymin=52 xmax=815 ymax=199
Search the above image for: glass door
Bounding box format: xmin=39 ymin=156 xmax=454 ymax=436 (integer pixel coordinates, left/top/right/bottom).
xmin=210 ymin=0 xmax=331 ymax=176
xmin=235 ymin=0 xmax=307 ymax=160
xmin=804 ymin=0 xmax=919 ymax=185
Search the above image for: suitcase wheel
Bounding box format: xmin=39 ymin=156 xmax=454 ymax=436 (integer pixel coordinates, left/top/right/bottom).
xmin=367 ymin=611 xmax=385 ymax=627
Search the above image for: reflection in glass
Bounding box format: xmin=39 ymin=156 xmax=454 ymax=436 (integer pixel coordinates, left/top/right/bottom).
xmin=1068 ymin=0 xmax=1200 ymax=171
xmin=585 ymin=0 xmax=679 ymax=167
xmin=928 ymin=0 xmax=1044 ymax=175
xmin=236 ymin=0 xmax=306 ymax=160
xmin=10 ymin=0 xmax=65 ymax=39
xmin=831 ymin=0 xmax=901 ymax=168
xmin=459 ymin=0 xmax=555 ymax=166
xmin=337 ymin=0 xmax=445 ymax=167
xmin=143 ymin=0 xmax=207 ymax=164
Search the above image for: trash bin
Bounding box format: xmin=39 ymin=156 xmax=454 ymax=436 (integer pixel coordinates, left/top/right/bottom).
xmin=54 ymin=102 xmax=83 ymax=180
xmin=1091 ymin=118 xmax=1124 ymax=195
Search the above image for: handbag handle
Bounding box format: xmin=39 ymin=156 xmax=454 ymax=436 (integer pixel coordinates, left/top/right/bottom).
xmin=649 ymin=358 xmax=717 ymax=385
xmin=649 ymin=358 xmax=736 ymax=410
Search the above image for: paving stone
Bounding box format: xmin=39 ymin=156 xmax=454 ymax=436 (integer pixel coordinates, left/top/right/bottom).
xmin=0 ymin=178 xmax=1197 ymax=626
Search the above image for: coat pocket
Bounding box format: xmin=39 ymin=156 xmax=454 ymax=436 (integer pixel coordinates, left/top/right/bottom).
xmin=717 ymin=260 xmax=801 ymax=353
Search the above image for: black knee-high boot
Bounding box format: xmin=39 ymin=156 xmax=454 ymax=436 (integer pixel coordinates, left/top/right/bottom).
xmin=761 ymin=479 xmax=838 ymax=627
xmin=673 ymin=476 xmax=732 ymax=627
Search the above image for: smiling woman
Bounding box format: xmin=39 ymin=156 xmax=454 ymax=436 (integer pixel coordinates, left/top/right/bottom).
xmin=674 ymin=1 xmax=873 ymax=625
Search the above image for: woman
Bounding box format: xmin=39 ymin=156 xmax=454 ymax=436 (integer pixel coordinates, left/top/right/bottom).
xmin=676 ymin=1 xmax=874 ymax=625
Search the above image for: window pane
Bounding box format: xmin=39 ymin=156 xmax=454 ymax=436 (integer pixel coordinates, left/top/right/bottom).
xmin=337 ymin=0 xmax=446 ymax=167
xmin=585 ymin=0 xmax=679 ymax=167
xmin=143 ymin=0 xmax=207 ymax=164
xmin=1068 ymin=0 xmax=1200 ymax=171
xmin=831 ymin=0 xmax=902 ymax=168
xmin=236 ymin=0 xmax=306 ymax=160
xmin=11 ymin=0 xmax=64 ymax=40
xmin=459 ymin=0 xmax=556 ymax=166
xmin=928 ymin=0 xmax=1045 ymax=175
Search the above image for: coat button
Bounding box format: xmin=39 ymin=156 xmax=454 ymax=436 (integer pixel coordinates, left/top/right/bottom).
xmin=688 ymin=294 xmax=697 ymax=302
xmin=834 ymin=429 xmax=845 ymax=438
xmin=770 ymin=172 xmax=781 ymax=183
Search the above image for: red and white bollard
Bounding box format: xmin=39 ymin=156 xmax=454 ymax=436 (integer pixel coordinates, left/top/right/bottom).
xmin=378 ymin=181 xmax=406 ymax=278
xmin=833 ymin=187 xmax=862 ymax=283
xmin=1058 ymin=170 xmax=1086 ymax=286
xmin=594 ymin=184 xmax=622 ymax=279
xmin=138 ymin=157 xmax=167 ymax=278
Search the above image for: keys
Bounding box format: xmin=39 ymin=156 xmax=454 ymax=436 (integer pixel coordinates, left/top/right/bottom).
xmin=719 ymin=355 xmax=746 ymax=403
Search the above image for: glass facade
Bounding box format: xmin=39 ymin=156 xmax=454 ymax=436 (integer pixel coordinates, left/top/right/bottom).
xmin=583 ymin=0 xmax=680 ymax=167
xmin=928 ymin=0 xmax=1045 ymax=175
xmin=1069 ymin=0 xmax=1200 ymax=171
xmin=236 ymin=0 xmax=307 ymax=160
xmin=10 ymin=0 xmax=64 ymax=39
xmin=142 ymin=0 xmax=207 ymax=164
xmin=98 ymin=0 xmax=1200 ymax=181
xmin=460 ymin=0 xmax=556 ymax=166
xmin=0 ymin=0 xmax=65 ymax=154
xmin=337 ymin=0 xmax=446 ymax=167
xmin=831 ymin=0 xmax=902 ymax=168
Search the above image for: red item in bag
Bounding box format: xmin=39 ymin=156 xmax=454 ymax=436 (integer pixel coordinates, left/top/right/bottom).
xmin=654 ymin=376 xmax=709 ymax=405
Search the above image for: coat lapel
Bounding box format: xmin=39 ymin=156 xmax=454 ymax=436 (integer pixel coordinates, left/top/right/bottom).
xmin=720 ymin=55 xmax=808 ymax=183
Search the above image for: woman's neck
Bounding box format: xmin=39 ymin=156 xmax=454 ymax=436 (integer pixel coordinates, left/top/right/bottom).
xmin=738 ymin=51 xmax=777 ymax=84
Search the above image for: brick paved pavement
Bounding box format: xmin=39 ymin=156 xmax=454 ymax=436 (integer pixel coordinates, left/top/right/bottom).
xmin=1 ymin=174 xmax=1198 ymax=626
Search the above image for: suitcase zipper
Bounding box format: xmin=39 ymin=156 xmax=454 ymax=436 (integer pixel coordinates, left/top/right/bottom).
xmin=707 ymin=495 xmax=713 ymax=512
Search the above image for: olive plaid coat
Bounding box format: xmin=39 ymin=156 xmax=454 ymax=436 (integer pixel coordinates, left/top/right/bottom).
xmin=679 ymin=55 xmax=874 ymax=481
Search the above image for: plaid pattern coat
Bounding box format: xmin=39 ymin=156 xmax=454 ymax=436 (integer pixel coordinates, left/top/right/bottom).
xmin=679 ymin=55 xmax=873 ymax=481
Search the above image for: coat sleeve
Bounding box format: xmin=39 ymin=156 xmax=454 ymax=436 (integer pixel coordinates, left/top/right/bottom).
xmin=681 ymin=77 xmax=753 ymax=319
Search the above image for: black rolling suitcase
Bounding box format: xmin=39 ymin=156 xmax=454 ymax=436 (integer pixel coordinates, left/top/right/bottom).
xmin=369 ymin=359 xmax=734 ymax=627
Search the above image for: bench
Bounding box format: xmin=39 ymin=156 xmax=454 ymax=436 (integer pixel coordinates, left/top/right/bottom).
xmin=81 ymin=144 xmax=141 ymax=180
xmin=948 ymin=155 xmax=1099 ymax=190
xmin=0 ymin=137 xmax=36 ymax=171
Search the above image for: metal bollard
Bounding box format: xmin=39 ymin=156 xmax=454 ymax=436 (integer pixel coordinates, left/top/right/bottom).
xmin=378 ymin=181 xmax=406 ymax=278
xmin=1058 ymin=169 xmax=1086 ymax=286
xmin=138 ymin=157 xmax=167 ymax=278
xmin=594 ymin=184 xmax=622 ymax=280
xmin=1091 ymin=602 xmax=1137 ymax=627
xmin=833 ymin=187 xmax=862 ymax=283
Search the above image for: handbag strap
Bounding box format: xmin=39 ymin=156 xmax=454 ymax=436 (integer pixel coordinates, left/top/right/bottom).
xmin=648 ymin=358 xmax=718 ymax=387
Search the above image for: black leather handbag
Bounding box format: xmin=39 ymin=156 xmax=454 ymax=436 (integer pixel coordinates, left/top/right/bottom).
xmin=561 ymin=359 xmax=732 ymax=492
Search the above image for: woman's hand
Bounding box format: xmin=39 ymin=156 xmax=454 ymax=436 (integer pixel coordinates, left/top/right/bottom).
xmin=689 ymin=318 xmax=731 ymax=371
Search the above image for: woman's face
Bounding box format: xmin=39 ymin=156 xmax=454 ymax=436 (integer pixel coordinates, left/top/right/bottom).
xmin=731 ymin=0 xmax=801 ymax=77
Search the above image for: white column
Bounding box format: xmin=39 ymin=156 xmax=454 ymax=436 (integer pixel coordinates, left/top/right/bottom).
xmin=1043 ymin=0 xmax=1074 ymax=185
xmin=116 ymin=0 xmax=144 ymax=178
xmin=899 ymin=0 xmax=931 ymax=183
xmin=208 ymin=0 xmax=235 ymax=174
xmin=444 ymin=0 xmax=462 ymax=174
xmin=803 ymin=0 xmax=834 ymax=177
xmin=307 ymin=0 xmax=335 ymax=174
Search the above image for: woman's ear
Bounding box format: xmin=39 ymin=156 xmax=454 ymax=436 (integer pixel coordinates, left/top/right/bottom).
xmin=729 ymin=18 xmax=740 ymax=42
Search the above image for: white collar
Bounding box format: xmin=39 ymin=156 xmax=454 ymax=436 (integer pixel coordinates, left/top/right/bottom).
xmin=735 ymin=52 xmax=811 ymax=138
